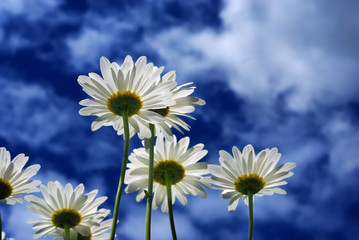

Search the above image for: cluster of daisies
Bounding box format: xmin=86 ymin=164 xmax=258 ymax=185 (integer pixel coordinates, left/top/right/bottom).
xmin=0 ymin=56 xmax=296 ymax=240
xmin=0 ymin=147 xmax=111 ymax=240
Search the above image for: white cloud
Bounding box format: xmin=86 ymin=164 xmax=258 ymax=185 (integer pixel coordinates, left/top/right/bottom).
xmin=0 ymin=0 xmax=66 ymax=52
xmin=322 ymin=112 xmax=359 ymax=177
xmin=0 ymin=0 xmax=63 ymax=20
xmin=0 ymin=73 xmax=125 ymax=173
xmin=66 ymin=27 xmax=114 ymax=70
xmin=66 ymin=15 xmax=138 ymax=70
xmin=147 ymin=0 xmax=359 ymax=112
xmin=0 ymin=75 xmax=78 ymax=150
xmin=141 ymin=2 xmax=359 ymax=234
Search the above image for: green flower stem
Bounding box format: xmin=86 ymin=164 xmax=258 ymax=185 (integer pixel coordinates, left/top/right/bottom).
xmin=110 ymin=112 xmax=130 ymax=240
xmin=165 ymin=174 xmax=177 ymax=240
xmin=64 ymin=225 xmax=70 ymax=240
xmin=145 ymin=124 xmax=155 ymax=240
xmin=248 ymin=194 xmax=254 ymax=240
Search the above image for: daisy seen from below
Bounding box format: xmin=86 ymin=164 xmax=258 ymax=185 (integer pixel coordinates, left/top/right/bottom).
xmin=125 ymin=134 xmax=210 ymax=240
xmin=25 ymin=181 xmax=107 ymax=240
xmin=0 ymin=147 xmax=41 ymax=205
xmin=149 ymin=70 xmax=205 ymax=140
xmin=50 ymin=209 xmax=112 ymax=240
xmin=78 ymin=56 xmax=176 ymax=139
xmin=0 ymin=147 xmax=41 ymax=237
xmin=78 ymin=55 xmax=176 ymax=240
xmin=207 ymin=144 xmax=296 ymax=240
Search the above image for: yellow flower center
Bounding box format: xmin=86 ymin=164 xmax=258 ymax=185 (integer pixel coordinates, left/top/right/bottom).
xmin=153 ymin=160 xmax=185 ymax=185
xmin=151 ymin=107 xmax=170 ymax=117
xmin=51 ymin=208 xmax=82 ymax=229
xmin=234 ymin=174 xmax=265 ymax=195
xmin=0 ymin=178 xmax=13 ymax=200
xmin=107 ymin=91 xmax=143 ymax=117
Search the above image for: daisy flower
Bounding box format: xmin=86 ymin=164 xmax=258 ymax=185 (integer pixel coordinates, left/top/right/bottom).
xmin=25 ymin=181 xmax=107 ymax=239
xmin=150 ymin=71 xmax=205 ymax=140
xmin=0 ymin=147 xmax=41 ymax=205
xmin=125 ymin=134 xmax=209 ymax=213
xmin=50 ymin=209 xmax=112 ymax=240
xmin=208 ymin=145 xmax=295 ymax=240
xmin=78 ymin=56 xmax=176 ymax=139
xmin=208 ymin=144 xmax=296 ymax=212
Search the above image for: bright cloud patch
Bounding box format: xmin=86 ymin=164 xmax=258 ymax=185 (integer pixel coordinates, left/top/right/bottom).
xmin=0 ymin=0 xmax=63 ymax=20
xmin=148 ymin=0 xmax=359 ymax=112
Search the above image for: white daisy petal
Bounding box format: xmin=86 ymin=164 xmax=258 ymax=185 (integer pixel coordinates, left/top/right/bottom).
xmin=91 ymin=114 xmax=116 ymax=131
xmin=228 ymin=194 xmax=242 ymax=213
xmin=100 ymin=56 xmax=118 ymax=93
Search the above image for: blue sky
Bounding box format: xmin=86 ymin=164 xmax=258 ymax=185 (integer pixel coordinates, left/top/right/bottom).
xmin=1 ymin=0 xmax=358 ymax=239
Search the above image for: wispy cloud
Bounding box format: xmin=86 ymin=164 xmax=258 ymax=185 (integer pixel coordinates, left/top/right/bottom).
xmin=0 ymin=71 xmax=126 ymax=170
xmin=0 ymin=0 xmax=63 ymax=19
xmin=148 ymin=0 xmax=359 ymax=112
xmin=66 ymin=15 xmax=138 ymax=70
xmin=0 ymin=74 xmax=78 ymax=149
xmin=0 ymin=0 xmax=65 ymax=52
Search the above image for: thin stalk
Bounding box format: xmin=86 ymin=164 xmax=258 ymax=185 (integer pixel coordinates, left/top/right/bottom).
xmin=145 ymin=124 xmax=155 ymax=240
xmin=165 ymin=174 xmax=177 ymax=240
xmin=64 ymin=225 xmax=70 ymax=240
xmin=110 ymin=112 xmax=130 ymax=240
xmin=248 ymin=194 xmax=254 ymax=240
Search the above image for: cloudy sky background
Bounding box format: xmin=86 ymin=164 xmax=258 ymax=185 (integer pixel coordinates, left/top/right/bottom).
xmin=0 ymin=0 xmax=358 ymax=239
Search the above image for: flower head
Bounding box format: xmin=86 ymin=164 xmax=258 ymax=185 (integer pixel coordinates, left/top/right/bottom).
xmin=125 ymin=135 xmax=210 ymax=213
xmin=0 ymin=147 xmax=41 ymax=205
xmin=208 ymin=144 xmax=296 ymax=213
xmin=25 ymin=181 xmax=107 ymax=239
xmin=78 ymin=56 xmax=176 ymax=139
xmin=50 ymin=209 xmax=112 ymax=240
xmin=149 ymin=71 xmax=205 ymax=139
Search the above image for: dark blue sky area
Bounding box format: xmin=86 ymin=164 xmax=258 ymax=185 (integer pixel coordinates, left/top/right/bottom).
xmin=0 ymin=1 xmax=359 ymax=239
